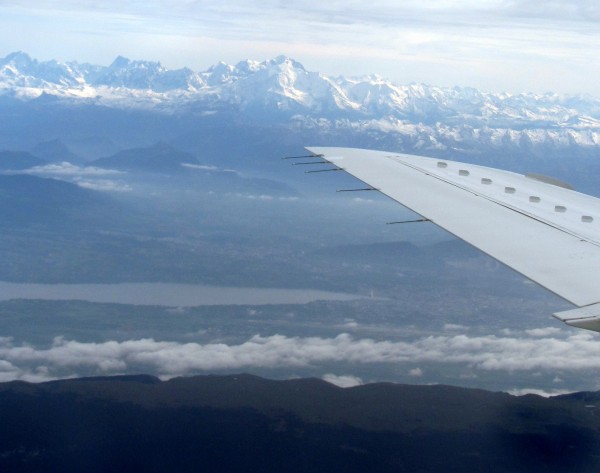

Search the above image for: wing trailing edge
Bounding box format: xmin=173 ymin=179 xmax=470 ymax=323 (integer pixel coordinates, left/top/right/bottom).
xmin=305 ymin=146 xmax=600 ymax=332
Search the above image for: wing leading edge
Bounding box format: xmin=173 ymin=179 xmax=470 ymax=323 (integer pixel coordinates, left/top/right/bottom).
xmin=305 ymin=146 xmax=600 ymax=332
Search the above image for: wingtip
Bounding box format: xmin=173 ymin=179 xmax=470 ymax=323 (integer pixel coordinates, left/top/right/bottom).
xmin=553 ymin=303 xmax=600 ymax=333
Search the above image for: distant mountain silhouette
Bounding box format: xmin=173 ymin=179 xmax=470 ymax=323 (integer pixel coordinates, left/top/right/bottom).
xmin=31 ymin=139 xmax=82 ymax=163
xmin=91 ymin=142 xmax=298 ymax=195
xmin=93 ymin=143 xmax=200 ymax=173
xmin=0 ymin=174 xmax=111 ymax=226
xmin=65 ymin=135 xmax=122 ymax=161
xmin=0 ymin=150 xmax=45 ymax=170
xmin=0 ymin=374 xmax=598 ymax=472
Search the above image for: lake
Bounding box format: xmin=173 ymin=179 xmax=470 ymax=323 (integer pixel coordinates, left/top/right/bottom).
xmin=0 ymin=282 xmax=362 ymax=306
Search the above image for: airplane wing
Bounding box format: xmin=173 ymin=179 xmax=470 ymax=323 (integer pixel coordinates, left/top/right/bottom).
xmin=304 ymin=147 xmax=600 ymax=332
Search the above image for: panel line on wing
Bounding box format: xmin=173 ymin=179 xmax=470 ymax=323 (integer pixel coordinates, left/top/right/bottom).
xmin=304 ymin=146 xmax=600 ymax=309
xmin=387 ymin=156 xmax=600 ymax=248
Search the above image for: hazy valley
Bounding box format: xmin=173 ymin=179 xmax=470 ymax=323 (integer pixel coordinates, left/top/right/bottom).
xmin=0 ymin=52 xmax=598 ymax=396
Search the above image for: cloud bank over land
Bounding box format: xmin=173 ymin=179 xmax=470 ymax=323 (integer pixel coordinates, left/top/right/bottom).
xmin=22 ymin=162 xmax=124 ymax=176
xmin=13 ymin=162 xmax=132 ymax=192
xmin=1 ymin=330 xmax=598 ymax=383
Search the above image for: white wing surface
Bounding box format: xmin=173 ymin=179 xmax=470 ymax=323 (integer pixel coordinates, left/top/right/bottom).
xmin=305 ymin=147 xmax=600 ymax=332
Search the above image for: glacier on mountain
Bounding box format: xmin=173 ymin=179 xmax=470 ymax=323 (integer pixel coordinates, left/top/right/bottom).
xmin=1 ymin=51 xmax=600 ymax=151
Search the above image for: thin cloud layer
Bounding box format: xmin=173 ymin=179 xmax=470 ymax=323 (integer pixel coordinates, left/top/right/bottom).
xmin=1 ymin=1 xmax=599 ymax=94
xmin=75 ymin=179 xmax=132 ymax=192
xmin=1 ymin=331 xmax=599 ymax=382
xmin=17 ymin=163 xmax=132 ymax=192
xmin=23 ymin=162 xmax=124 ymax=176
xmin=7 ymin=1 xmax=600 ymax=25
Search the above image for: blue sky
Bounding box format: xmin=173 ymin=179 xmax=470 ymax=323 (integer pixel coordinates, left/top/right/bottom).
xmin=1 ymin=0 xmax=599 ymax=95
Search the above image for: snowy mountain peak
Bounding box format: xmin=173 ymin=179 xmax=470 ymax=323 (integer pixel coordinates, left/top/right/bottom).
xmin=94 ymin=56 xmax=205 ymax=91
xmin=267 ymin=55 xmax=305 ymax=70
xmin=96 ymin=56 xmax=165 ymax=89
xmin=0 ymin=51 xmax=599 ymax=138
xmin=0 ymin=51 xmax=84 ymax=88
xmin=107 ymin=56 xmax=166 ymax=73
xmin=205 ymin=61 xmax=236 ymax=85
xmin=233 ymin=59 xmax=262 ymax=74
xmin=202 ymin=56 xmax=361 ymax=114
xmin=1 ymin=51 xmax=35 ymax=68
xmin=109 ymin=56 xmax=132 ymax=69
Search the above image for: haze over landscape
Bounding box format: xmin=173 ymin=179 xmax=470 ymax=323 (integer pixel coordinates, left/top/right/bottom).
xmin=0 ymin=49 xmax=598 ymax=394
xmin=1 ymin=2 xmax=600 ymax=469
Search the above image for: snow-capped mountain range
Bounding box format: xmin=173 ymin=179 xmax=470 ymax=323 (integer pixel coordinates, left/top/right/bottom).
xmin=2 ymin=51 xmax=600 ymax=149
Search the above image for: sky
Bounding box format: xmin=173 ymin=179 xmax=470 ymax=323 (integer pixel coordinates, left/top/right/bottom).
xmin=1 ymin=1 xmax=599 ymax=95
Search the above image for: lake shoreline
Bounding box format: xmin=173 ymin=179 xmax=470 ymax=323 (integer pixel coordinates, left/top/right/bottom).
xmin=0 ymin=282 xmax=363 ymax=307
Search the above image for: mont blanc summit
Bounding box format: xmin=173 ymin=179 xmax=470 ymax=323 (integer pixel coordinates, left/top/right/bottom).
xmin=1 ymin=52 xmax=600 ymax=164
xmin=1 ymin=51 xmax=599 ymax=128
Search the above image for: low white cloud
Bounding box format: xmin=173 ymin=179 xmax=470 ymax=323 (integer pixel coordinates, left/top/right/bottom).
xmin=408 ymin=367 xmax=423 ymax=377
xmin=14 ymin=162 xmax=132 ymax=192
xmin=444 ymin=323 xmax=468 ymax=331
xmin=525 ymin=327 xmax=562 ymax=337
xmin=0 ymin=356 xmax=51 ymax=383
xmin=322 ymin=373 xmax=363 ymax=388
xmin=233 ymin=193 xmax=274 ymax=200
xmin=181 ymin=163 xmax=219 ymax=171
xmin=507 ymin=388 xmax=574 ymax=398
xmin=1 ymin=330 xmax=600 ymax=381
xmin=24 ymin=162 xmax=124 ymax=176
xmin=76 ymin=178 xmax=132 ymax=192
xmin=342 ymin=321 xmax=359 ymax=329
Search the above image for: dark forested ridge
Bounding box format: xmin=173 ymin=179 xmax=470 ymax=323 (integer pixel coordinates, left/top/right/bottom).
xmin=1 ymin=374 xmax=599 ymax=472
